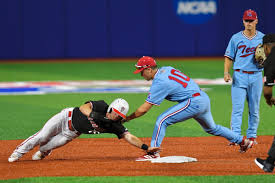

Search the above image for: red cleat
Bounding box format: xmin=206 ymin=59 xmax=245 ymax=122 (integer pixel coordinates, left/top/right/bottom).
xmin=136 ymin=153 xmax=160 ymax=161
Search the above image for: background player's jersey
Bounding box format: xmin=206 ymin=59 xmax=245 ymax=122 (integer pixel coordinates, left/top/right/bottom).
xmin=225 ymin=31 xmax=264 ymax=71
xmin=146 ymin=66 xmax=201 ymax=105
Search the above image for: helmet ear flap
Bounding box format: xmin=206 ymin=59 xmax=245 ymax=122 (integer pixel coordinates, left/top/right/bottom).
xmin=108 ymin=107 xmax=112 ymax=113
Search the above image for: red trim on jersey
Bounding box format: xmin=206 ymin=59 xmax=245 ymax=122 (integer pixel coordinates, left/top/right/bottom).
xmin=224 ymin=55 xmax=233 ymax=60
xmin=145 ymin=100 xmax=160 ymax=106
xmin=113 ymin=108 xmax=126 ymax=119
xmin=242 ymin=31 xmax=258 ymax=40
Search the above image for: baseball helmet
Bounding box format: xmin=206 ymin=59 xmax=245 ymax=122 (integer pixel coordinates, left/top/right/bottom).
xmin=107 ymin=98 xmax=129 ymax=119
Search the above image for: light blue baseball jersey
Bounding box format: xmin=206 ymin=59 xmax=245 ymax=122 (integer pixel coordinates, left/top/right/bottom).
xmin=147 ymin=66 xmax=244 ymax=147
xmin=146 ymin=66 xmax=201 ymax=105
xmin=224 ymin=31 xmax=264 ymax=71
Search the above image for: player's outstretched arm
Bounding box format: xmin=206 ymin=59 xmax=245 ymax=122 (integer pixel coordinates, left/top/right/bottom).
xmin=122 ymin=133 xmax=161 ymax=153
xmin=126 ymin=102 xmax=153 ymax=122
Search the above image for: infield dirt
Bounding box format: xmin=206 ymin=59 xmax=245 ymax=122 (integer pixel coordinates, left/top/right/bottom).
xmin=0 ymin=136 xmax=273 ymax=180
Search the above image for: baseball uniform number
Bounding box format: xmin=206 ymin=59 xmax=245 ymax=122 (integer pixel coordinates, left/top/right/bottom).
xmin=168 ymin=69 xmax=190 ymax=88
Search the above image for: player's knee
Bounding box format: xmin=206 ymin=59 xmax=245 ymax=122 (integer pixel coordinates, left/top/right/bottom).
xmin=232 ymin=110 xmax=243 ymax=115
xmin=38 ymin=135 xmax=49 ymax=144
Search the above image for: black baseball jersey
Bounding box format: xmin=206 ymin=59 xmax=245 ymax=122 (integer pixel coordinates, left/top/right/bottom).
xmin=264 ymin=47 xmax=275 ymax=86
xmin=71 ymin=100 xmax=128 ymax=139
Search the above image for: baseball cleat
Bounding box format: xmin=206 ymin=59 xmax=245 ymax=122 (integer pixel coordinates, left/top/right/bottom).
xmin=32 ymin=150 xmax=52 ymax=161
xmin=254 ymin=158 xmax=274 ymax=173
xmin=8 ymin=152 xmax=23 ymax=162
xmin=248 ymin=137 xmax=257 ymax=145
xmin=136 ymin=153 xmax=160 ymax=161
xmin=239 ymin=138 xmax=254 ymax=153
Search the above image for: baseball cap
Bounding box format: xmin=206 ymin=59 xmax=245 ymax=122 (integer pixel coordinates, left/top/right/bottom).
xmin=133 ymin=56 xmax=157 ymax=74
xmin=243 ymin=9 xmax=257 ymax=20
xmin=263 ymin=34 xmax=275 ymax=44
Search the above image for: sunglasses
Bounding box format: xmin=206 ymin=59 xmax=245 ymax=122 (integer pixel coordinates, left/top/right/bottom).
xmin=135 ymin=64 xmax=151 ymax=69
xmin=244 ymin=20 xmax=255 ymax=23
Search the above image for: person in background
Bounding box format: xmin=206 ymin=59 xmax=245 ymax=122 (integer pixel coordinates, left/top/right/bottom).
xmin=224 ymin=9 xmax=264 ymax=145
xmin=254 ymin=34 xmax=275 ymax=173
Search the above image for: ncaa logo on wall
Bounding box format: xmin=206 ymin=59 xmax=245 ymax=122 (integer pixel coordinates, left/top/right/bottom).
xmin=173 ymin=0 xmax=218 ymax=25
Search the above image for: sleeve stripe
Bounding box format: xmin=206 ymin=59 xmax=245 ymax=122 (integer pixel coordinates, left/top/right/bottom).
xmin=146 ymin=100 xmax=160 ymax=106
xmin=224 ymin=55 xmax=233 ymax=60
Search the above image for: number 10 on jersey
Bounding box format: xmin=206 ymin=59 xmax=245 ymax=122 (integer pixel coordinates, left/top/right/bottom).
xmin=168 ymin=69 xmax=190 ymax=88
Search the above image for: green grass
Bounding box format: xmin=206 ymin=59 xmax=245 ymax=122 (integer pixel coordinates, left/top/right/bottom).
xmin=1 ymin=86 xmax=273 ymax=140
xmin=1 ymin=59 xmax=274 ymax=182
xmin=1 ymin=175 xmax=275 ymax=183
xmin=0 ymin=59 xmax=226 ymax=81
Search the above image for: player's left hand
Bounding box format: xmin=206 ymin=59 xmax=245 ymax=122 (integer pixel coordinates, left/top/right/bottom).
xmin=147 ymin=147 xmax=161 ymax=153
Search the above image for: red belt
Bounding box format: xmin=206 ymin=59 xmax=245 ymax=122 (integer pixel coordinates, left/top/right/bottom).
xmin=235 ymin=69 xmax=255 ymax=74
xmin=68 ymin=111 xmax=80 ymax=135
xmin=68 ymin=111 xmax=74 ymax=131
xmin=192 ymin=93 xmax=200 ymax=97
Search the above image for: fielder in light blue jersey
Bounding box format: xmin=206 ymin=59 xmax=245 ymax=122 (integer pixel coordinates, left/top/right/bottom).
xmin=126 ymin=56 xmax=253 ymax=161
xmin=224 ymin=9 xmax=264 ymax=145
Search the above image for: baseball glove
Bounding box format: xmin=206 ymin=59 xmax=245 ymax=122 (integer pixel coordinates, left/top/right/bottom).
xmin=254 ymin=44 xmax=266 ymax=68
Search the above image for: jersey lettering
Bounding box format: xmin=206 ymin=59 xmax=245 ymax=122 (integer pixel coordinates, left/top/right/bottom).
xmin=238 ymin=45 xmax=256 ymax=57
xmin=168 ymin=69 xmax=190 ymax=88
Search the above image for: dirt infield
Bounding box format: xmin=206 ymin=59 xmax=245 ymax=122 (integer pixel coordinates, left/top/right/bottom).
xmin=0 ymin=136 xmax=273 ymax=180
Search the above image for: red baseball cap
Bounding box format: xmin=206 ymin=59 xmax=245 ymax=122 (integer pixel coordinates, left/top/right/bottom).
xmin=243 ymin=9 xmax=257 ymax=20
xmin=133 ymin=56 xmax=157 ymax=74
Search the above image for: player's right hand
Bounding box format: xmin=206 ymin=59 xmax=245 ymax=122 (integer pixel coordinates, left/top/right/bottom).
xmin=224 ymin=73 xmax=232 ymax=82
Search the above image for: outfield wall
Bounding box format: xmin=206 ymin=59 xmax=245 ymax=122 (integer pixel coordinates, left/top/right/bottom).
xmin=0 ymin=0 xmax=274 ymax=59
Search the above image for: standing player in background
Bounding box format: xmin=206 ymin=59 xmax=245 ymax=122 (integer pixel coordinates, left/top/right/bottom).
xmin=125 ymin=56 xmax=253 ymax=161
xmin=224 ymin=9 xmax=264 ymax=145
xmin=254 ymin=34 xmax=275 ymax=173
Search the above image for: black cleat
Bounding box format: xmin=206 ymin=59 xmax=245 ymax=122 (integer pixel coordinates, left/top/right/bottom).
xmin=255 ymin=158 xmax=274 ymax=173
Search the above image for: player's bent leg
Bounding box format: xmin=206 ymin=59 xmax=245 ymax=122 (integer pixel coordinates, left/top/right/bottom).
xmin=138 ymin=101 xmax=195 ymax=162
xmin=194 ymin=113 xmax=243 ymax=144
xmin=150 ymin=99 xmax=194 ymax=148
xmin=231 ymin=86 xmax=247 ymax=136
xmin=33 ymin=134 xmax=75 ymax=161
xmin=195 ymin=92 xmax=243 ymax=144
xmin=8 ymin=111 xmax=64 ymax=162
xmin=39 ymin=134 xmax=75 ymax=154
xmin=8 ymin=130 xmax=44 ymax=162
